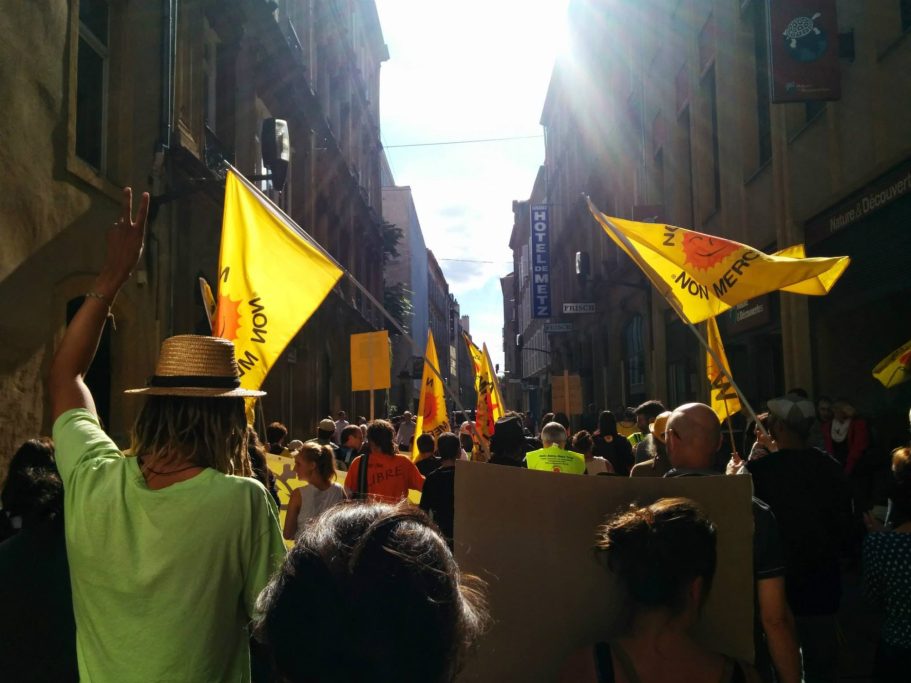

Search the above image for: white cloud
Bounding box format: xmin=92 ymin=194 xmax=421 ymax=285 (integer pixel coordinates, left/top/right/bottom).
xmin=376 ymin=0 xmax=569 ymax=370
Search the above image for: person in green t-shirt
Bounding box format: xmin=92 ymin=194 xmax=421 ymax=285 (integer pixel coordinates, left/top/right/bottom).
xmin=525 ymin=422 xmax=586 ymax=474
xmin=47 ymin=188 xmax=286 ymax=682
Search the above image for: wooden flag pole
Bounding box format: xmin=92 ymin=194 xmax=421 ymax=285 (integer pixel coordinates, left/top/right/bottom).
xmin=369 ymin=361 xmax=375 ymax=421
xmin=589 ymin=199 xmax=768 ymax=437
xmin=725 ymin=414 xmax=738 ymax=456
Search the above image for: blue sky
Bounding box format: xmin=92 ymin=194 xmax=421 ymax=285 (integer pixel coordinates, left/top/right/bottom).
xmin=375 ymin=0 xmax=569 ymax=370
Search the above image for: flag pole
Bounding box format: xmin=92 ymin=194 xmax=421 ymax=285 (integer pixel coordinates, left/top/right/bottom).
xmin=724 ymin=414 xmax=738 ymax=456
xmin=586 ymin=197 xmax=768 ymax=436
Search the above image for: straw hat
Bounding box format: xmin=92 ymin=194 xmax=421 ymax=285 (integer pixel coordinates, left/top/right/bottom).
xmin=125 ymin=335 xmax=266 ymax=398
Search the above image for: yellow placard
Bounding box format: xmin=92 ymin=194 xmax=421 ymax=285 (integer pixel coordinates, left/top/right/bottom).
xmin=350 ymin=330 xmax=391 ymax=391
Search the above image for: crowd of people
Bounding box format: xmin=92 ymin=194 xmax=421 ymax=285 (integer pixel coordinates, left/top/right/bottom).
xmin=1 ymin=188 xmax=909 ymax=682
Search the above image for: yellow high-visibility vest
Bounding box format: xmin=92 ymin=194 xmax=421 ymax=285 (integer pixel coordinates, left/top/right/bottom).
xmin=525 ymin=445 xmax=586 ymax=475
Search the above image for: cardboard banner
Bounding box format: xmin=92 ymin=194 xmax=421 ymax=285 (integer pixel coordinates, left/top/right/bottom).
xmin=768 ymin=0 xmax=840 ymax=102
xmin=453 ymin=463 xmax=754 ymax=682
xmin=350 ymin=330 xmax=391 ymax=391
xmin=550 ymin=373 xmax=583 ymax=415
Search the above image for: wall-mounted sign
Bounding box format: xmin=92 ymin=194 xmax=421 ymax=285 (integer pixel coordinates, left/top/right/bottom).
xmin=768 ymin=0 xmax=841 ymax=102
xmin=805 ymin=158 xmax=911 ymax=245
xmin=544 ymin=323 xmax=573 ymax=334
xmin=530 ymin=204 xmax=551 ymax=319
xmin=727 ymin=295 xmax=772 ymax=335
xmin=563 ymin=302 xmax=597 ymax=314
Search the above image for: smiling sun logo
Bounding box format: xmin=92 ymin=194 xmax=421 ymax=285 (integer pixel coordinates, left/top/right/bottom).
xmin=422 ymin=385 xmax=439 ymax=423
xmin=213 ymin=294 xmax=242 ymax=341
xmin=681 ymin=232 xmax=741 ymax=270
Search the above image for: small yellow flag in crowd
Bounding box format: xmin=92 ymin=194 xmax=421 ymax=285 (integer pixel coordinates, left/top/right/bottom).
xmin=464 ymin=334 xmax=504 ymax=443
xmin=213 ymin=171 xmax=343 ymax=393
xmin=587 ymin=200 xmax=850 ymax=324
xmin=413 ymin=330 xmax=451 ymax=459
xmin=705 ymin=317 xmax=742 ymax=420
xmin=873 ymin=338 xmax=911 ymax=388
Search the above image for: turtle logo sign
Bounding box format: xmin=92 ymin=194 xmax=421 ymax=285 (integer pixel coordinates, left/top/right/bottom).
xmin=782 ymin=12 xmax=827 ymax=62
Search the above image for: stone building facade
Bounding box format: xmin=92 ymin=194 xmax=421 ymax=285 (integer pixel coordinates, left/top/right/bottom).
xmin=426 ymin=249 xmax=451 ymax=390
xmin=507 ymin=0 xmax=911 ymax=445
xmin=0 ymin=0 xmax=390 ymax=466
xmin=381 ymin=174 xmax=429 ymax=414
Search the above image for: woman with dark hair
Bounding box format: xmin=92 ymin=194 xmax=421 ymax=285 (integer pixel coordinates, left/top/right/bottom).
xmin=0 ymin=439 xmax=78 ymax=680
xmin=863 ymin=447 xmax=911 ymax=680
xmin=560 ymin=498 xmax=759 ymax=682
xmin=572 ymin=430 xmax=612 ymax=475
xmin=248 ymin=427 xmax=280 ymax=505
xmin=283 ymin=442 xmax=347 ymax=540
xmin=1 ymin=438 xmax=57 ymax=542
xmin=266 ymin=421 xmax=289 ymax=455
xmin=46 ymin=189 xmax=285 ymax=680
xmin=592 ymin=411 xmax=634 ymax=476
xmin=255 ymin=502 xmax=488 ymax=682
xmin=343 ymin=420 xmax=424 ymax=501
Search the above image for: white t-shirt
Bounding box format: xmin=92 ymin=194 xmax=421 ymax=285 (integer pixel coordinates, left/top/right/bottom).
xmin=296 ymin=483 xmax=346 ymax=535
xmin=585 ymin=456 xmax=611 ymax=475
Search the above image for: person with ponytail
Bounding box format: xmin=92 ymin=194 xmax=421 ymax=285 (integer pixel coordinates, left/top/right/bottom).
xmin=284 ymin=443 xmax=347 ymax=540
xmin=559 ymin=498 xmax=760 ymax=683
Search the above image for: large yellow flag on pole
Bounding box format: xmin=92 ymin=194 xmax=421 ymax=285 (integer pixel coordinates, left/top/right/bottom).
xmin=587 ymin=201 xmax=850 ymax=324
xmin=706 ymin=317 xmax=742 ymax=420
xmin=463 ymin=333 xmax=504 ymax=442
xmin=483 ymin=342 xmax=506 ymax=421
xmin=413 ymin=330 xmax=451 ymax=459
xmin=213 ymin=170 xmax=343 ymax=391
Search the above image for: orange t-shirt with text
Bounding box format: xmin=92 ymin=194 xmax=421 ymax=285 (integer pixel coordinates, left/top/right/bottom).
xmin=344 ymin=452 xmax=425 ymax=502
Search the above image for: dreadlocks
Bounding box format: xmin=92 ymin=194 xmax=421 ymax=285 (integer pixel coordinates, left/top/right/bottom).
xmin=130 ymin=396 xmax=252 ymax=477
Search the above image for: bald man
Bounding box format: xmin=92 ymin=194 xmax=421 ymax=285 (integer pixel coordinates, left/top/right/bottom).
xmin=665 ymin=403 xmax=801 ymax=683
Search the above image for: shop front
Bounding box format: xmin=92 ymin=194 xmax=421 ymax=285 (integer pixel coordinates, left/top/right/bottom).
xmin=806 ymin=157 xmax=911 ymax=450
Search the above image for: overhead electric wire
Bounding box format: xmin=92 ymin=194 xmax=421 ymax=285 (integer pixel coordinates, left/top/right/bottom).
xmin=385 ymin=133 xmax=543 ymax=149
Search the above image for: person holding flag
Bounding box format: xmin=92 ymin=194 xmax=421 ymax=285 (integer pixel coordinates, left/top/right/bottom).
xmin=412 ymin=331 xmax=452 ymax=459
xmin=47 ymin=188 xmax=286 ymax=681
xmin=587 ymin=199 xmax=850 ymax=430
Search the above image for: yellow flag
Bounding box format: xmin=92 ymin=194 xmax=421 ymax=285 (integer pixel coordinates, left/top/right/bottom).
xmin=413 ymin=330 xmax=451 ymax=459
xmin=587 ymin=200 xmax=850 ymax=324
xmin=873 ymin=338 xmax=911 ymax=388
xmin=198 ymin=277 xmax=217 ymax=330
xmin=463 ymin=334 xmax=504 ymax=441
xmin=706 ymin=317 xmax=742 ymax=420
xmin=214 ymin=171 xmax=343 ymax=391
xmin=483 ymin=343 xmax=506 ymax=424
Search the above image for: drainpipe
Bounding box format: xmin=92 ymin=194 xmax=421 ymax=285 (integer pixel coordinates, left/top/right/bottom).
xmin=154 ymin=0 xmax=177 ymax=336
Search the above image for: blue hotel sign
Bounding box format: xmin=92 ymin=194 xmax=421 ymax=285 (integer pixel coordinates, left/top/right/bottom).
xmin=530 ymin=204 xmax=551 ymax=318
